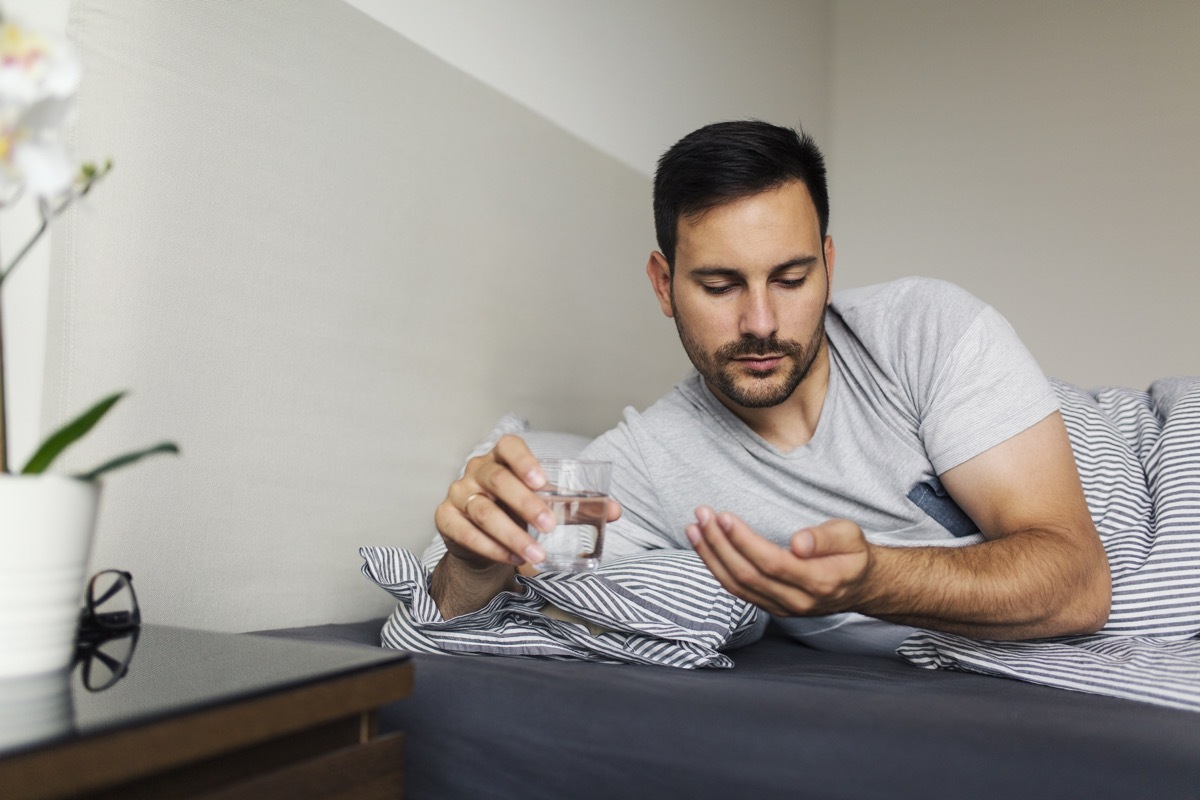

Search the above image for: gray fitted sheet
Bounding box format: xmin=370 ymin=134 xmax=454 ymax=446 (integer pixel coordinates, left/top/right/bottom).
xmin=256 ymin=619 xmax=1200 ymax=799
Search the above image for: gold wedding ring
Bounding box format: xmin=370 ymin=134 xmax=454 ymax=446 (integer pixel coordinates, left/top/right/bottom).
xmin=464 ymin=493 xmax=483 ymax=518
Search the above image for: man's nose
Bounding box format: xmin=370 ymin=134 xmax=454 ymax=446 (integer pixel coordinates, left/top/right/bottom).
xmin=739 ymin=287 xmax=778 ymax=339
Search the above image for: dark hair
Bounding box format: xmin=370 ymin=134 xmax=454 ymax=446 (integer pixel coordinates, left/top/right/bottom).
xmin=653 ymin=120 xmax=829 ymax=269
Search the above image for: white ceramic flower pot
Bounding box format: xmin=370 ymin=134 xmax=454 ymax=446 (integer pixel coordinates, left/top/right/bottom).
xmin=0 ymin=475 xmax=100 ymax=678
xmin=0 ymin=668 xmax=74 ymax=750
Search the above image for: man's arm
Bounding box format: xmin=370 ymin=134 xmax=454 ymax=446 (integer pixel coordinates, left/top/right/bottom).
xmin=688 ymin=412 xmax=1112 ymax=639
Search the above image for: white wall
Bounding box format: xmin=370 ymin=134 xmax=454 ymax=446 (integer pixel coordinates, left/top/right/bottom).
xmin=342 ymin=0 xmax=833 ymax=176
xmin=829 ymin=0 xmax=1200 ymax=389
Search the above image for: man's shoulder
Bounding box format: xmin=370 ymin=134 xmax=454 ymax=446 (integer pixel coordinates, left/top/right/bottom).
xmin=584 ymin=373 xmax=719 ymax=464
xmin=831 ymin=277 xmax=991 ymax=344
xmin=832 ymin=276 xmax=984 ymax=317
xmin=626 ymin=372 xmax=709 ymax=427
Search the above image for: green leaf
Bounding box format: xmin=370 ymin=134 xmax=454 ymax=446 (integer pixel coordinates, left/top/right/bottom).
xmin=75 ymin=442 xmax=180 ymax=482
xmin=21 ymin=392 xmax=126 ymax=475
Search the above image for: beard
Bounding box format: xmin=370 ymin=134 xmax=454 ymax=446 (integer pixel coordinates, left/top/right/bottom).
xmin=672 ymin=297 xmax=826 ymax=409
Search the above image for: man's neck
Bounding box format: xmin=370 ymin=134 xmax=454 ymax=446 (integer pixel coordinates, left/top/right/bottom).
xmin=708 ymin=344 xmax=831 ymax=453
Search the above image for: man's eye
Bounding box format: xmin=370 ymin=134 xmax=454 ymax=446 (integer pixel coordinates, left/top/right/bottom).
xmin=702 ymin=284 xmax=735 ymax=295
xmin=777 ymin=277 xmax=806 ymax=289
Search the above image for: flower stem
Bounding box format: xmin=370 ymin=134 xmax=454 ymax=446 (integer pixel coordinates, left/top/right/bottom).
xmin=0 ymin=164 xmax=111 ymax=474
xmin=0 ymin=214 xmax=50 ymax=288
xmin=0 ymin=199 xmax=67 ymax=473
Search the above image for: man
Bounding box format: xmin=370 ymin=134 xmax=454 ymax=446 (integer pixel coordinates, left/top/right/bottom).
xmin=431 ymin=120 xmax=1111 ymax=655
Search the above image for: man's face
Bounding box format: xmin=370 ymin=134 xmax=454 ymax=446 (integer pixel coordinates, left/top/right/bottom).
xmin=647 ymin=180 xmax=834 ymax=411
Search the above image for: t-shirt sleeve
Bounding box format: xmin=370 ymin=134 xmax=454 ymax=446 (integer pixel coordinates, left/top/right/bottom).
xmin=581 ymin=410 xmax=679 ymax=560
xmin=919 ymin=303 xmax=1058 ymax=474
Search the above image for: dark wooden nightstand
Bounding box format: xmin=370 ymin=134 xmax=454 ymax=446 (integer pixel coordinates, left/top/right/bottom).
xmin=0 ymin=625 xmax=413 ymax=799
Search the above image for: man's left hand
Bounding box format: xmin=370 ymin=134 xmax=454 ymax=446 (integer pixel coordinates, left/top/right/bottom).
xmin=686 ymin=507 xmax=874 ymax=617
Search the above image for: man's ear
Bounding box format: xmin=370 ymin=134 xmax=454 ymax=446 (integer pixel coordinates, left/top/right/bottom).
xmin=646 ymin=251 xmax=674 ymax=318
xmin=823 ymin=235 xmax=836 ymax=306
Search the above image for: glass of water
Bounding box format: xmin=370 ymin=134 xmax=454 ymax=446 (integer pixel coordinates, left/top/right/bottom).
xmin=529 ymin=459 xmax=612 ymax=572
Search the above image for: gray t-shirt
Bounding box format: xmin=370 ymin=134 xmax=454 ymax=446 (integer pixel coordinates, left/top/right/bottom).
xmin=582 ymin=277 xmax=1059 ymax=654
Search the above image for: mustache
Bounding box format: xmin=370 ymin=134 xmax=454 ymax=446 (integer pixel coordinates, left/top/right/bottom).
xmin=715 ymin=336 xmax=804 ymax=361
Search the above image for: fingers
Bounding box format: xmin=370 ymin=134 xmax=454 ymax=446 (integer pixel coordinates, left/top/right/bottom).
xmin=686 ymin=508 xmax=871 ymax=617
xmin=790 ymin=518 xmax=862 ymax=558
xmin=492 ymin=435 xmax=547 ymax=490
xmin=686 ymin=507 xmax=817 ymax=616
xmin=473 ymin=435 xmax=622 ymax=527
xmin=464 ymin=457 xmax=556 ymax=532
xmin=435 ymin=497 xmax=526 ymax=566
xmin=435 ymin=435 xmax=556 ymax=568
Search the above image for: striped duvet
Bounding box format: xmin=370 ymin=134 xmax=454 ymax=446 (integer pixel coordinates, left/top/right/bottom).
xmin=899 ymin=378 xmax=1200 ymax=711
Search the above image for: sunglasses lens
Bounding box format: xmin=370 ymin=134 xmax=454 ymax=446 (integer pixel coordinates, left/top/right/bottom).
xmin=81 ymin=630 xmax=138 ymax=691
xmin=88 ymin=572 xmax=139 ymax=628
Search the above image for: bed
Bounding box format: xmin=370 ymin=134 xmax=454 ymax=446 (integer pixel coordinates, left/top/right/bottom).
xmin=259 ymin=617 xmax=1200 ymax=800
xmin=257 ymin=384 xmax=1200 ymax=800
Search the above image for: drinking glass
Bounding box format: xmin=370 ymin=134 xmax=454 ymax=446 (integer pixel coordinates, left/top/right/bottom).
xmin=528 ymin=459 xmax=612 ymax=572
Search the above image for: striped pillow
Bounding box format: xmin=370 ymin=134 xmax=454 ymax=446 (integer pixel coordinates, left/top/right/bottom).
xmin=361 ymin=547 xmax=766 ymax=668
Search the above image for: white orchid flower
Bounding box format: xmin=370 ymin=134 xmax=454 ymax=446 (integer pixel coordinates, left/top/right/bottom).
xmin=0 ymin=18 xmax=82 ymax=203
xmin=0 ymin=12 xmax=147 ymax=477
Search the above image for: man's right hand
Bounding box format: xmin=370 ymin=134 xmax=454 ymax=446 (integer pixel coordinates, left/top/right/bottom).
xmin=434 ymin=435 xmax=557 ymax=569
xmin=429 ymin=435 xmax=622 ymax=619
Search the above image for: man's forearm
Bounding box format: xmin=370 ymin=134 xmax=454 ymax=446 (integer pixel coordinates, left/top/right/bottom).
xmin=429 ymin=553 xmax=519 ymax=619
xmin=860 ymin=527 xmax=1111 ymax=639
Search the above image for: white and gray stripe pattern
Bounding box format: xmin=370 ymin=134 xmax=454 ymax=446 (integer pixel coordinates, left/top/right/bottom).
xmin=900 ymin=378 xmax=1200 ymax=711
xmin=360 ymin=546 xmax=765 ymax=669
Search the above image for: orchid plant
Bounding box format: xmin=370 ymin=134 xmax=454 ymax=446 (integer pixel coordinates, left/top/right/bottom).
xmin=0 ymin=13 xmax=176 ymax=479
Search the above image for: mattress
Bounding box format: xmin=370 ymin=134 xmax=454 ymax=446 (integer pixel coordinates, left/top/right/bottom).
xmin=256 ymin=619 xmax=1200 ymax=799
